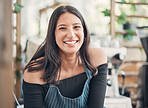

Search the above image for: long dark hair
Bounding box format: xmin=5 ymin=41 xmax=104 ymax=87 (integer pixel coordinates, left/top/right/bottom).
xmin=25 ymin=5 xmax=97 ymax=83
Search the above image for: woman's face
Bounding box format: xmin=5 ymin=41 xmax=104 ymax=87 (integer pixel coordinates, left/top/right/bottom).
xmin=55 ymin=12 xmax=84 ymax=55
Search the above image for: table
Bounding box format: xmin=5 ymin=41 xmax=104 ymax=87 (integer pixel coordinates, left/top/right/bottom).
xmin=104 ymin=96 xmax=132 ymax=108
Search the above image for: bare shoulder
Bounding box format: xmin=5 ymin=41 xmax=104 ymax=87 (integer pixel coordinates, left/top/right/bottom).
xmin=88 ymin=47 xmax=107 ymax=67
xmin=23 ymin=57 xmax=46 ymax=84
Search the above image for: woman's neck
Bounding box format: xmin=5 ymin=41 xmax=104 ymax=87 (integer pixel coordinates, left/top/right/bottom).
xmin=60 ymin=52 xmax=81 ymax=73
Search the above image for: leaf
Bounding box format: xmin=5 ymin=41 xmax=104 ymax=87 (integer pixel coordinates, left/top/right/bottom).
xmin=121 ymin=0 xmax=126 ymax=4
xmin=131 ymin=5 xmax=136 ymax=12
xmin=139 ymin=47 xmax=143 ymax=52
xmin=15 ymin=69 xmax=21 ymax=79
xmin=14 ymin=1 xmax=23 ymax=13
xmin=129 ymin=0 xmax=134 ymax=2
xmin=15 ymin=57 xmax=22 ymax=62
xmin=116 ymin=12 xmax=127 ymax=24
xmin=116 ymin=34 xmax=123 ymax=38
xmin=102 ymin=9 xmax=110 ymax=16
xmin=124 ymin=35 xmax=132 ymax=41
xmin=126 ymin=29 xmax=135 ymax=36
xmin=141 ymin=0 xmax=147 ymax=3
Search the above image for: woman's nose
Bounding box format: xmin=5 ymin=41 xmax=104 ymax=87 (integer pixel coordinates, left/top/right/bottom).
xmin=67 ymin=28 xmax=75 ymax=38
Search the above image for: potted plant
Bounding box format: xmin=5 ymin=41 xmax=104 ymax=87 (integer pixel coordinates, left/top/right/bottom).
xmin=123 ymin=29 xmax=135 ymax=40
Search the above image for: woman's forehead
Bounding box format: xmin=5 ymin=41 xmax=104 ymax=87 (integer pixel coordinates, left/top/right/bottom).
xmin=56 ymin=12 xmax=82 ymax=26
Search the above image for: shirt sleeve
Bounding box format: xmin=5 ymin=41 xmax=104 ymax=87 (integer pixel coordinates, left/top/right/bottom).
xmin=88 ymin=63 xmax=108 ymax=108
xmin=23 ymin=80 xmax=45 ymax=108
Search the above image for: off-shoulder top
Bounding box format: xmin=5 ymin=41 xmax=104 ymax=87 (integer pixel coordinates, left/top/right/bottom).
xmin=23 ymin=63 xmax=108 ymax=108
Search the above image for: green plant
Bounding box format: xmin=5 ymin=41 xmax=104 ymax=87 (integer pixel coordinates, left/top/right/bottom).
xmin=15 ymin=56 xmax=22 ymax=79
xmin=120 ymin=0 xmax=126 ymax=4
xmin=116 ymin=12 xmax=127 ymax=25
xmin=131 ymin=5 xmax=136 ymax=12
xmin=102 ymin=9 xmax=110 ymax=16
xmin=126 ymin=29 xmax=135 ymax=36
xmin=15 ymin=57 xmax=22 ymax=62
xmin=123 ymin=29 xmax=135 ymax=40
xmin=141 ymin=0 xmax=147 ymax=2
xmin=14 ymin=1 xmax=23 ymax=13
xmin=116 ymin=33 xmax=123 ymax=38
xmin=139 ymin=47 xmax=143 ymax=52
xmin=129 ymin=0 xmax=134 ymax=2
xmin=121 ymin=0 xmax=134 ymax=3
xmin=15 ymin=69 xmax=21 ymax=79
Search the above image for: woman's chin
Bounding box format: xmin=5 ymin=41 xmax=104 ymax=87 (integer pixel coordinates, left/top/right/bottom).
xmin=60 ymin=49 xmax=79 ymax=55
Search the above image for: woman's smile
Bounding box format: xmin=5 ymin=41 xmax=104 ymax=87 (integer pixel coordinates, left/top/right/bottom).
xmin=64 ymin=40 xmax=79 ymax=46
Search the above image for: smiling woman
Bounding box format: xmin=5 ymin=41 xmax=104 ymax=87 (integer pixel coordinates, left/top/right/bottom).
xmin=55 ymin=12 xmax=84 ymax=55
xmin=23 ymin=5 xmax=107 ymax=108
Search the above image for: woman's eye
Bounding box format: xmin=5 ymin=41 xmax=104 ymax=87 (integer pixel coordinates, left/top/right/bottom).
xmin=59 ymin=27 xmax=66 ymax=30
xmin=74 ymin=26 xmax=81 ymax=29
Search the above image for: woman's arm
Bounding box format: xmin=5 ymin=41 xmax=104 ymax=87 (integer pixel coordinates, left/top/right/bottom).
xmin=88 ymin=64 xmax=107 ymax=108
xmin=23 ymin=64 xmax=47 ymax=108
xmin=88 ymin=47 xmax=108 ymax=108
xmin=23 ymin=81 xmax=45 ymax=108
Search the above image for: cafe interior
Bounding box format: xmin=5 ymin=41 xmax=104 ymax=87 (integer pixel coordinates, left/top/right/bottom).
xmin=0 ymin=0 xmax=148 ymax=108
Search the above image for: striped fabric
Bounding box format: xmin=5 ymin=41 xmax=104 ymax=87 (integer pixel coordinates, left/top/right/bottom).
xmin=44 ymin=63 xmax=92 ymax=108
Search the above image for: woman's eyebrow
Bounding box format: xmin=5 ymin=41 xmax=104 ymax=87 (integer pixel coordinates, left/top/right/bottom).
xmin=57 ymin=24 xmax=66 ymax=27
xmin=57 ymin=23 xmax=81 ymax=27
xmin=73 ymin=23 xmax=81 ymax=25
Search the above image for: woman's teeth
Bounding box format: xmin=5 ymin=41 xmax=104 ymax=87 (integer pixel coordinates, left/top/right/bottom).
xmin=64 ymin=41 xmax=77 ymax=44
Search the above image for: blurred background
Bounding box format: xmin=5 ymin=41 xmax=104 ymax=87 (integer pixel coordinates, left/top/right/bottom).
xmin=0 ymin=0 xmax=148 ymax=108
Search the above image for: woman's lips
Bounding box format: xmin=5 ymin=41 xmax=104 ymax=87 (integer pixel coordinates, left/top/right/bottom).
xmin=64 ymin=40 xmax=78 ymax=45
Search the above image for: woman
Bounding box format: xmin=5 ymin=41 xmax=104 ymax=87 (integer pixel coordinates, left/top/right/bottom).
xmin=23 ymin=5 xmax=107 ymax=108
